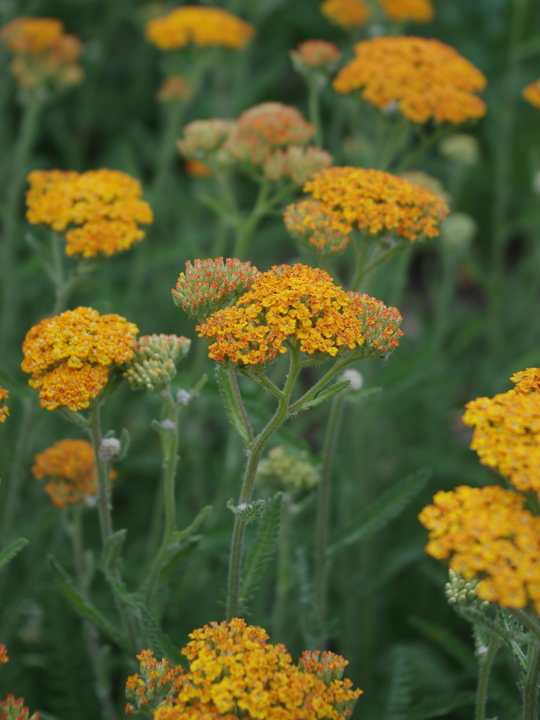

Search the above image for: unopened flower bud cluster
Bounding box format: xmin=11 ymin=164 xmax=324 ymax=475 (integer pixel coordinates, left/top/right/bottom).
xmin=445 ymin=569 xmax=488 ymax=610
xmin=123 ymin=334 xmax=191 ymax=392
xmin=257 ymin=446 xmax=320 ymax=494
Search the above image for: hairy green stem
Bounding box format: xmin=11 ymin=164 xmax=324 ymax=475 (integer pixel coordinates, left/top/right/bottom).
xmin=475 ymin=636 xmax=500 ymax=720
xmin=523 ymin=642 xmax=540 ymax=720
xmin=273 ymin=493 xmax=293 ymax=642
xmin=228 ymin=368 xmax=254 ymax=444
xmin=350 ymin=233 xmax=372 ymax=291
xmin=226 ymin=349 xmax=300 ymax=620
xmin=314 ymin=392 xmax=346 ymax=647
xmin=145 ymin=387 xmax=181 ymax=608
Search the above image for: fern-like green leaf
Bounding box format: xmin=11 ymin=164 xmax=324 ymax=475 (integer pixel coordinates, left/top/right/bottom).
xmin=383 ymin=646 xmax=413 ymax=720
xmin=139 ymin=605 xmax=185 ymax=665
xmin=328 ymin=469 xmax=431 ymax=556
xmin=100 ymin=529 xmax=127 ymax=574
xmin=215 ymin=366 xmax=252 ymax=445
xmin=295 ymin=380 xmax=350 ymax=413
xmin=404 ymin=691 xmax=476 ymax=720
xmin=240 ymin=492 xmax=283 ymax=611
xmin=48 ymin=556 xmax=128 ymax=651
xmin=0 ymin=538 xmax=28 ymax=571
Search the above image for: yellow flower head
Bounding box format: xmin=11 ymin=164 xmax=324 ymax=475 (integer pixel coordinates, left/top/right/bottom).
xmin=523 ymin=79 xmax=540 ymax=109
xmin=284 ymin=199 xmax=352 ymax=256
xmin=0 ymin=17 xmax=83 ymax=89
xmin=333 ymin=36 xmax=487 ymax=124
xmin=21 ymin=307 xmax=138 ymax=411
xmin=145 ymin=6 xmax=255 ymax=51
xmin=0 ymin=387 xmax=8 ymax=422
xmin=26 ymin=169 xmax=153 ymax=258
xmin=300 ymin=166 xmax=449 ymax=241
xmin=197 ymin=264 xmax=403 ymax=367
xmin=225 ymin=102 xmax=315 ymax=166
xmin=127 ymin=618 xmax=362 ymax=719
xmin=380 ymin=0 xmax=434 ymax=23
xmin=462 ymin=370 xmax=540 ymax=495
xmin=31 ymin=438 xmax=110 ymax=509
xmin=419 ymin=485 xmax=540 ymax=613
xmin=320 ymin=0 xmax=370 ymax=28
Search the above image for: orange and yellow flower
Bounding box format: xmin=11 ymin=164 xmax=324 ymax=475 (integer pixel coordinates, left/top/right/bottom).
xmin=294 ymin=166 xmax=449 ymax=243
xmin=31 ymin=439 xmax=108 ymax=509
xmin=0 ymin=387 xmax=8 ymax=422
xmin=21 ymin=307 xmax=138 ymax=411
xmin=380 ymin=0 xmax=434 ymax=23
xmin=419 ymin=485 xmax=540 ymax=614
xmin=26 ymin=169 xmax=153 ymax=258
xmin=523 ymin=79 xmax=540 ymax=109
xmin=333 ymin=36 xmax=486 ymax=124
xmin=0 ymin=646 xmax=8 ymax=664
xmin=126 ymin=618 xmax=362 ymax=719
xmin=0 ymin=694 xmax=40 ymax=720
xmin=320 ymin=0 xmax=370 ymax=28
xmin=290 ymin=40 xmax=342 ymax=72
xmin=145 ymin=6 xmax=255 ymax=52
xmin=0 ymin=16 xmax=83 ymax=89
xmin=284 ymin=199 xmax=351 ymax=256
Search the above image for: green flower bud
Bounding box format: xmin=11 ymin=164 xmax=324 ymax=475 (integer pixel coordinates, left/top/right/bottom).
xmin=257 ymin=446 xmax=320 ymax=495
xmin=123 ymin=334 xmax=191 ymax=393
xmin=439 ymin=133 xmax=480 ymax=166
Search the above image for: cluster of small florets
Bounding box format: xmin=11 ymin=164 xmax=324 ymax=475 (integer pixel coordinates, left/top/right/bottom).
xmin=0 ymin=648 xmax=40 ymax=720
xmin=123 ymin=335 xmax=191 ymax=393
xmin=295 ymin=166 xmax=449 ymax=242
xmin=290 ymin=40 xmax=342 ymax=79
xmin=523 ymin=79 xmax=540 ymax=109
xmin=419 ymin=485 xmax=540 ymax=614
xmin=263 ymin=145 xmax=333 ymax=186
xmin=177 ymin=119 xmax=236 ymax=166
xmin=298 ymin=650 xmax=350 ymax=684
xmin=126 ymin=618 xmax=362 ymax=720
xmin=25 ymin=169 xmax=153 ymax=258
xmin=145 ymin=6 xmax=255 ymax=51
xmin=439 ymin=133 xmax=481 ymax=166
xmin=0 ymin=16 xmax=83 ymax=90
xmin=347 ymin=293 xmax=404 ymax=356
xmin=445 ymin=569 xmax=489 ymax=610
xmin=380 ymin=0 xmax=434 ymax=22
xmin=257 ymin=446 xmax=320 ymax=494
xmin=0 ymin=387 xmax=8 ymax=423
xmin=172 ymin=257 xmax=261 ymax=321
xmin=31 ymin=439 xmax=103 ymax=509
xmin=333 ymin=37 xmax=486 ymax=125
xmin=156 ymin=75 xmax=194 ymax=103
xmin=21 ymin=307 xmax=138 ymax=411
xmin=320 ymin=0 xmax=370 ymax=28
xmin=462 ymin=368 xmax=540 ymax=495
xmin=225 ymin=102 xmax=316 ymax=166
xmin=125 ymin=649 xmax=185 ymax=715
xmin=284 ymin=199 xmax=351 ymax=256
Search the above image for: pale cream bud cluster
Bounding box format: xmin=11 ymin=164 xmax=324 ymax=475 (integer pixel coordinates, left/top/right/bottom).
xmin=123 ymin=334 xmax=191 ymax=393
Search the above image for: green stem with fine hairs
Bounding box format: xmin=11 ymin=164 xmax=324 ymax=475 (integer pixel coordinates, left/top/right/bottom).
xmin=523 ymin=642 xmax=540 ymax=720
xmin=475 ymin=635 xmax=500 ymax=720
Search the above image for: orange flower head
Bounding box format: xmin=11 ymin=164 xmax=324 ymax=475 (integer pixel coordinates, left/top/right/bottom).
xmin=0 ymin=695 xmax=40 ymax=720
xmin=462 ymin=370 xmax=540 ymax=496
xmin=284 ymin=199 xmax=351 ymax=256
xmin=156 ymin=75 xmax=194 ymax=103
xmin=290 ymin=40 xmax=342 ymax=77
xmin=145 ymin=6 xmax=255 ymax=51
xmin=0 ymin=387 xmax=8 ymax=423
xmin=380 ymin=0 xmax=434 ymax=23
xmin=123 ymin=335 xmax=191 ymax=393
xmin=263 ymin=145 xmax=333 ymax=186
xmin=303 ymin=166 xmax=449 ymax=241
xmin=184 ymin=159 xmax=212 ymax=178
xmin=32 ymin=439 xmax=109 ymax=509
xmin=523 ymin=79 xmax=540 ymax=109
xmin=21 ymin=307 xmax=138 ymax=411
xmin=0 ymin=646 xmax=8 ymax=664
xmin=128 ymin=618 xmax=362 ymax=720
xmin=125 ymin=649 xmax=185 ymax=715
xmin=172 ymin=258 xmax=260 ymax=321
xmin=225 ymin=102 xmax=315 ymax=166
xmin=333 ymin=36 xmax=487 ymax=124
xmin=419 ymin=484 xmax=540 ymax=614
xmin=347 ymin=292 xmax=404 ymax=356
xmin=320 ymin=0 xmax=370 ymax=28
xmin=0 ymin=17 xmax=83 ymax=89
xmin=177 ymin=119 xmax=236 ymax=164
xmin=26 ymin=169 xmax=153 ymax=258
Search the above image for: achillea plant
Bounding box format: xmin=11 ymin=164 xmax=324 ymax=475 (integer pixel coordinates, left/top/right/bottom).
xmin=380 ymin=0 xmax=434 ymax=22
xmin=0 ymin=647 xmax=39 ymax=720
xmin=0 ymin=387 xmax=8 ymax=422
xmin=177 ymin=119 xmax=236 ymax=164
xmin=125 ymin=618 xmax=362 ymax=719
xmin=123 ymin=334 xmax=191 ymax=393
xmin=145 ymin=6 xmax=255 ymax=51
xmin=26 ymin=169 xmax=153 ymax=258
xmin=21 ymin=307 xmax=138 ymax=411
xmin=156 ymin=75 xmax=194 ymax=103
xmin=320 ymin=0 xmax=370 ymax=28
xmin=523 ymin=79 xmax=540 ymax=109
xmin=31 ymin=439 xmax=105 ymax=509
xmin=284 ymin=199 xmax=351 ymax=256
xmin=289 ymin=40 xmax=342 ymax=74
xmin=333 ymin=36 xmax=487 ymax=124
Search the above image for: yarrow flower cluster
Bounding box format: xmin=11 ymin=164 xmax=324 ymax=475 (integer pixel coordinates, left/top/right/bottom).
xmin=225 ymin=102 xmax=315 ymax=166
xmin=0 ymin=16 xmax=83 ymax=90
xmin=290 ymin=40 xmax=342 ymax=79
xmin=333 ymin=36 xmax=487 ymax=124
xmin=462 ymin=368 xmax=540 ymax=495
xmin=26 ymin=169 xmax=153 ymax=258
xmin=172 ymin=257 xmax=260 ymax=321
xmin=145 ymin=6 xmax=255 ymax=51
xmin=0 ymin=646 xmax=7 ymax=665
xmin=419 ymin=485 xmax=540 ymax=613
xmin=125 ymin=618 xmax=362 ymax=719
xmin=257 ymin=446 xmax=320 ymax=494
xmin=288 ymin=167 xmax=449 ymax=247
xmin=380 ymin=0 xmax=434 ymax=22
xmin=156 ymin=75 xmax=194 ymax=103
xmin=320 ymin=0 xmax=370 ymax=28
xmin=196 ymin=263 xmax=403 ymax=367
xmin=123 ymin=335 xmax=191 ymax=393
xmin=184 ymin=160 xmax=212 ymax=178
xmin=177 ymin=119 xmax=236 ymax=165
xmin=31 ymin=439 xmax=107 ymax=509
xmin=347 ymin=293 xmax=404 ymax=355
xmin=522 ymin=79 xmax=540 ymax=109
xmin=262 ymin=145 xmax=333 ymax=186
xmin=0 ymin=387 xmax=8 ymax=422
xmin=125 ymin=649 xmax=185 ymax=715
xmin=0 ymin=648 xmax=40 ymax=720
xmin=21 ymin=307 xmax=138 ymax=411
